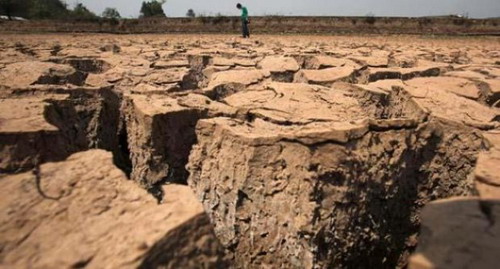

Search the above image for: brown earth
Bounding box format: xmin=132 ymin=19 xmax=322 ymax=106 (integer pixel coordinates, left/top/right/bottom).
xmin=0 ymin=150 xmax=229 ymax=268
xmin=1 ymin=16 xmax=499 ymax=35
xmin=0 ymin=34 xmax=499 ymax=268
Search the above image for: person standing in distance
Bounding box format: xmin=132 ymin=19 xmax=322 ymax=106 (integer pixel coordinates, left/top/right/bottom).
xmin=237 ymin=3 xmax=250 ymax=38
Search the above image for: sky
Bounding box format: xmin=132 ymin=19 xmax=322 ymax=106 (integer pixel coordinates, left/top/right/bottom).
xmin=69 ymin=0 xmax=500 ymax=19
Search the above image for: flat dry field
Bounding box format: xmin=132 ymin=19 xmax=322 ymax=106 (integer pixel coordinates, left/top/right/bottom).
xmin=0 ymin=34 xmax=499 ymax=268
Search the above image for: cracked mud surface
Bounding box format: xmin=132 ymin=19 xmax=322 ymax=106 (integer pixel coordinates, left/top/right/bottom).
xmin=0 ymin=34 xmax=499 ymax=268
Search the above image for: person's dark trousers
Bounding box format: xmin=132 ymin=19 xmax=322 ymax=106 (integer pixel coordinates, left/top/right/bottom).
xmin=242 ymin=19 xmax=250 ymax=38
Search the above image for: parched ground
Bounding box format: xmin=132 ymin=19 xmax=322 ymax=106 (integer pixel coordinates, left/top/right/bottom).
xmin=0 ymin=34 xmax=499 ymax=269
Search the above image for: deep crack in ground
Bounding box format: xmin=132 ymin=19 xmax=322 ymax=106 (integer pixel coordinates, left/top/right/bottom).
xmin=0 ymin=34 xmax=499 ymax=269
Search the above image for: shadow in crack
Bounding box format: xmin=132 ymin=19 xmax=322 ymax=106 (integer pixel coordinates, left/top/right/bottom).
xmin=138 ymin=214 xmax=231 ymax=269
xmin=311 ymin=123 xmax=479 ymax=268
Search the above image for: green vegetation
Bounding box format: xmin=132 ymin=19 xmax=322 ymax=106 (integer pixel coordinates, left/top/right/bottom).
xmin=31 ymin=0 xmax=70 ymax=19
xmin=0 ymin=0 xmax=70 ymax=20
xmin=0 ymin=0 xmax=120 ymax=21
xmin=0 ymin=0 xmax=101 ymax=20
xmin=186 ymin=9 xmax=195 ymax=18
xmin=140 ymin=0 xmax=166 ymax=18
xmin=102 ymin=7 xmax=121 ymax=19
xmin=71 ymin=3 xmax=98 ymax=21
xmin=0 ymin=0 xmax=30 ymax=19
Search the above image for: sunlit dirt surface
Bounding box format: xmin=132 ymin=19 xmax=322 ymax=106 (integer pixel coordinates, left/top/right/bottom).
xmin=1 ymin=34 xmax=499 ymax=269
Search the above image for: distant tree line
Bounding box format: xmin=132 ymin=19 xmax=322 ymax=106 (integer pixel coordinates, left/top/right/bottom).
xmin=0 ymin=0 xmax=65 ymax=20
xmin=0 ymin=0 xmax=167 ymax=20
xmin=140 ymin=0 xmax=166 ymax=18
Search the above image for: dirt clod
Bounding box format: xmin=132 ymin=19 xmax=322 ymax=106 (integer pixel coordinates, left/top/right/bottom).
xmin=0 ymin=34 xmax=499 ymax=269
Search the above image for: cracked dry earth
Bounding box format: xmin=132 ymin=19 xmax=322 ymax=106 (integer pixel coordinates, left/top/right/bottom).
xmin=0 ymin=34 xmax=499 ymax=269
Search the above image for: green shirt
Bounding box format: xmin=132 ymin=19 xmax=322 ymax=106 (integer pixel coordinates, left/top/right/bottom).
xmin=241 ymin=7 xmax=248 ymax=20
